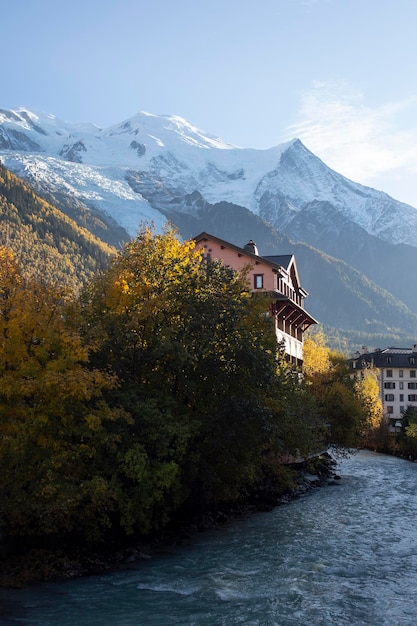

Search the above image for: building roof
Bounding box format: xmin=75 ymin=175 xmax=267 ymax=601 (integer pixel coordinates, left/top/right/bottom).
xmin=350 ymin=346 xmax=417 ymax=369
xmin=193 ymin=231 xmax=318 ymax=329
xmin=263 ymin=254 xmax=294 ymax=272
xmin=193 ymin=231 xmax=301 ymax=285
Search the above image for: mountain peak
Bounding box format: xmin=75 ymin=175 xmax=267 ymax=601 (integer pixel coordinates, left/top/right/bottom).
xmin=107 ymin=111 xmax=239 ymax=151
xmin=1 ymin=106 xmax=417 ymax=248
xmin=2 ymin=106 xmax=417 ymax=349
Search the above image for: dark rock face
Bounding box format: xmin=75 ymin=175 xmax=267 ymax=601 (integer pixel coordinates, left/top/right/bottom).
xmin=59 ymin=140 xmax=87 ymax=163
xmin=0 ymin=128 xmax=42 ymax=151
xmin=129 ymin=140 xmax=146 ymax=157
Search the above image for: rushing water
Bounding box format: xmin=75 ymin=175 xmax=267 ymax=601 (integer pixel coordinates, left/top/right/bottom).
xmin=2 ymin=450 xmax=417 ymax=626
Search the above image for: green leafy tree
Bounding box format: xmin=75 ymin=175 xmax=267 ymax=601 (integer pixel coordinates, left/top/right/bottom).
xmin=1 ymin=225 xmax=335 ymax=548
xmin=404 ymin=406 xmax=417 ymax=439
xmin=80 ymin=225 xmax=305 ymax=531
xmin=395 ymin=406 xmax=417 ymax=458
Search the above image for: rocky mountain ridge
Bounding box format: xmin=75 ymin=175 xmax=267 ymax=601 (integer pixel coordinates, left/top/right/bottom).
xmin=1 ymin=108 xmax=417 ymax=243
xmin=1 ymin=106 xmax=417 ymax=350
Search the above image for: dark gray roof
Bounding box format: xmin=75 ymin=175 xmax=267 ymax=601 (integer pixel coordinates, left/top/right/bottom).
xmin=350 ymin=346 xmax=417 ymax=369
xmin=263 ymin=254 xmax=293 ymax=271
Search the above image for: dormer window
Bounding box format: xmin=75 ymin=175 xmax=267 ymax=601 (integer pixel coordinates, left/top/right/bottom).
xmin=254 ymin=274 xmax=264 ymax=289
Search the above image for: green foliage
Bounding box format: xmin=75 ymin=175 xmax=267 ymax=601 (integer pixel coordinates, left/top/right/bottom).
xmin=366 ymin=406 xmax=417 ymax=458
xmin=0 ymin=226 xmax=327 ymax=549
xmin=395 ymin=406 xmax=417 ymax=457
xmin=80 ymin=226 xmax=287 ymax=520
xmin=403 ymin=406 xmax=417 ymax=437
xmin=319 ymin=324 xmax=417 ymax=357
xmin=78 ymin=226 xmax=326 ymax=531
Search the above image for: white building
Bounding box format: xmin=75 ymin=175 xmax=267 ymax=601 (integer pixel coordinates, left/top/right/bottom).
xmin=349 ymin=346 xmax=417 ymax=428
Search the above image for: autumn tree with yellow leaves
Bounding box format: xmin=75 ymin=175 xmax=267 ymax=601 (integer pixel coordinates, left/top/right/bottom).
xmin=79 ymin=225 xmax=291 ymax=528
xmin=0 ymin=246 xmax=126 ymax=541
xmin=0 ymin=228 xmax=330 ymax=550
xmin=303 ymin=330 xmax=382 ymax=447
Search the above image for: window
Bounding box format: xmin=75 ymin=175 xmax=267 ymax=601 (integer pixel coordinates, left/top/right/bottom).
xmin=385 ymin=394 xmax=395 ymax=401
xmin=410 ymin=370 xmax=416 ymax=378
xmin=386 ymin=357 xmax=392 ymax=364
xmin=400 ymin=382 xmax=404 ymax=390
xmin=254 ymin=274 xmax=263 ymax=289
xmin=400 ymin=394 xmax=404 ymax=402
xmin=408 ymin=382 xmax=417 ymax=389
xmin=400 ymin=406 xmax=405 ymax=414
xmin=386 ymin=370 xmax=393 ymax=377
xmin=386 ymin=406 xmax=394 ymax=414
xmin=408 ymin=395 xmax=417 ymax=402
xmin=399 ymin=370 xmax=404 ymax=377
xmin=384 ymin=382 xmax=395 ymax=389
xmin=410 ymin=357 xmax=416 ymax=365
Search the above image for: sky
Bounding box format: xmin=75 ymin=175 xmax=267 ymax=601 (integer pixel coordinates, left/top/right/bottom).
xmin=3 ymin=0 xmax=417 ymax=207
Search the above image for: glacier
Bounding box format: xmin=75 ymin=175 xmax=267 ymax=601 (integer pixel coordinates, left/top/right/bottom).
xmin=0 ymin=106 xmax=417 ymax=247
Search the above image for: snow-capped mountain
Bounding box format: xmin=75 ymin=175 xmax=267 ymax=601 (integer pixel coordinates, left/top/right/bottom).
xmin=2 ymin=106 xmax=417 ymax=347
xmin=1 ymin=107 xmax=417 ymax=247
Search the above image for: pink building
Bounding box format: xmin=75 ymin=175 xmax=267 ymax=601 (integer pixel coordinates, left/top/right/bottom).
xmin=194 ymin=232 xmax=317 ymax=366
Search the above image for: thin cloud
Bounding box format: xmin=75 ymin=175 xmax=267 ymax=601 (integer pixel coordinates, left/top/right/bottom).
xmin=285 ymin=81 xmax=417 ymax=196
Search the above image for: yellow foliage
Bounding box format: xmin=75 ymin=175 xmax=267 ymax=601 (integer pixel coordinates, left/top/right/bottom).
xmin=0 ymin=246 xmax=117 ymax=420
xmin=303 ymin=329 xmax=332 ymax=376
xmin=101 ymin=224 xmax=202 ymax=317
xmin=355 ymin=368 xmax=383 ymax=429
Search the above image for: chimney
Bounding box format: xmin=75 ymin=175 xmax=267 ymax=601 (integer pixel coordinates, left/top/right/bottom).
xmin=244 ymin=240 xmax=259 ymax=255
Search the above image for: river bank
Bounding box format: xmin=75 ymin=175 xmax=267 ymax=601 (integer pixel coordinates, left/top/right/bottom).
xmin=0 ymin=453 xmax=338 ymax=588
xmin=4 ymin=450 xmax=417 ymax=626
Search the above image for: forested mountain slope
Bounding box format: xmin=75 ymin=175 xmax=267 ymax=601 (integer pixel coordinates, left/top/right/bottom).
xmin=1 ymin=162 xmax=417 ymax=353
xmin=0 ymin=164 xmax=115 ymax=291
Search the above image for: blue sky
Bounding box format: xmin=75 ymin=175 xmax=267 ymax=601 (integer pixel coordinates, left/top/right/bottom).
xmin=3 ymin=0 xmax=417 ymax=207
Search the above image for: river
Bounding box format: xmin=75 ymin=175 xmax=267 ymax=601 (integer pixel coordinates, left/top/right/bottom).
xmin=2 ymin=450 xmax=417 ymax=625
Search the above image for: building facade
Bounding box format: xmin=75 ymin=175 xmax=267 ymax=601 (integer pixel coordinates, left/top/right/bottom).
xmin=194 ymin=233 xmax=317 ymax=366
xmin=349 ymin=346 xmax=417 ymax=428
